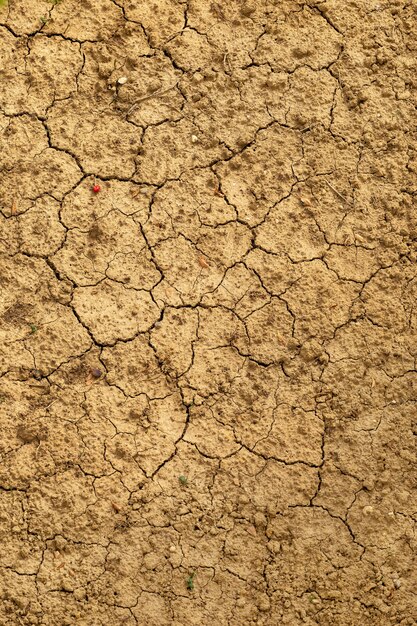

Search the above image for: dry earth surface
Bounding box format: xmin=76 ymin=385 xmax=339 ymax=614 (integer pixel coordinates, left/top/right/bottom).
xmin=0 ymin=0 xmax=416 ymax=624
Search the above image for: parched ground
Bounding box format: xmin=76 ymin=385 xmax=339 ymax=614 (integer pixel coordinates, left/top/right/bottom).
xmin=0 ymin=0 xmax=416 ymax=624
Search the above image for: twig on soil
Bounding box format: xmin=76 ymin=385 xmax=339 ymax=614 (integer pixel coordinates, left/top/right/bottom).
xmin=299 ymin=123 xmax=318 ymax=133
xmin=10 ymin=197 xmax=17 ymax=216
xmin=127 ymin=82 xmax=179 ymax=115
xmin=223 ymin=52 xmax=231 ymax=72
xmin=324 ymin=179 xmax=350 ymax=204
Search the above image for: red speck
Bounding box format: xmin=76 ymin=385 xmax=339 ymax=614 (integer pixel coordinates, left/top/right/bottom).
xmin=92 ymin=184 xmax=101 ymax=193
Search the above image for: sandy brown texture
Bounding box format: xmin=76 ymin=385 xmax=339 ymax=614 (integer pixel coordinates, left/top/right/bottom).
xmin=1 ymin=0 xmax=417 ymax=624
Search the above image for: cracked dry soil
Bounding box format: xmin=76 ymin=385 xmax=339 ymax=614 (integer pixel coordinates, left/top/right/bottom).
xmin=0 ymin=0 xmax=416 ymax=625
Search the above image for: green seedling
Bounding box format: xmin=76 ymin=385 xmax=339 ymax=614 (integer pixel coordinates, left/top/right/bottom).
xmin=29 ymin=324 xmax=38 ymax=334
xmin=0 ymin=0 xmax=7 ymax=7
xmin=186 ymin=572 xmax=195 ymax=591
xmin=40 ymin=15 xmax=49 ymax=24
xmin=178 ymin=475 xmax=188 ymax=486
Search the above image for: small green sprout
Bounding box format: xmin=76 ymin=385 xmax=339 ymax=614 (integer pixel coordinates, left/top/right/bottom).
xmin=178 ymin=475 xmax=188 ymax=486
xmin=29 ymin=324 xmax=38 ymax=334
xmin=0 ymin=0 xmax=7 ymax=7
xmin=40 ymin=15 xmax=49 ymax=24
xmin=186 ymin=572 xmax=195 ymax=591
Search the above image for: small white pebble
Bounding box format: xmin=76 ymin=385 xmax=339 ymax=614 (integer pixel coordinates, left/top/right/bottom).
xmin=169 ymin=545 xmax=176 ymax=553
xmin=191 ymin=134 xmax=199 ymax=143
xmin=117 ymin=76 xmax=128 ymax=85
xmin=393 ymin=579 xmax=401 ymax=589
xmin=363 ymin=505 xmax=374 ymax=515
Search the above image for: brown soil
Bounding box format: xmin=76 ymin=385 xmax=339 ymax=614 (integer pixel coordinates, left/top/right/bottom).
xmin=1 ymin=1 xmax=416 ymax=625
